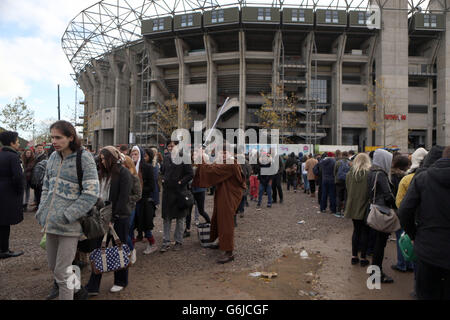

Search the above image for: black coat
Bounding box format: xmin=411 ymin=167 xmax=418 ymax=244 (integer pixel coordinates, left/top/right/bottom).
xmin=135 ymin=161 xmax=156 ymax=232
xmin=109 ymin=166 xmax=133 ymax=221
xmin=140 ymin=161 xmax=154 ymax=199
xmin=398 ymin=158 xmax=450 ymax=270
xmin=367 ymin=166 xmax=396 ymax=209
xmin=0 ymin=147 xmax=24 ymax=226
xmin=161 ymin=154 xmax=193 ymax=220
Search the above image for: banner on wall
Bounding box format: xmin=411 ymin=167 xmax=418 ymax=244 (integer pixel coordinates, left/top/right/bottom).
xmin=245 ymin=144 xmax=314 ymax=156
xmin=314 ymin=145 xmax=359 ymax=154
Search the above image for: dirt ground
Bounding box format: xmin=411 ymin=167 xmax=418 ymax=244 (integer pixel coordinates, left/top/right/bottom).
xmin=0 ymin=185 xmax=414 ymax=300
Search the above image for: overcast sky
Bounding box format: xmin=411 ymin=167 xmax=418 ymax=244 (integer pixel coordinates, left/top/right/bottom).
xmin=0 ymin=0 xmax=95 ymax=140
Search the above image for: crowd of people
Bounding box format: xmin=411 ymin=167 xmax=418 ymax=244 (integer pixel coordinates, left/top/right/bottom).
xmin=0 ymin=121 xmax=449 ymax=300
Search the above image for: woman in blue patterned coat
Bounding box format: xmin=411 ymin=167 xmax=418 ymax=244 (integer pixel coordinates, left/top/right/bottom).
xmin=36 ymin=121 xmax=99 ymax=300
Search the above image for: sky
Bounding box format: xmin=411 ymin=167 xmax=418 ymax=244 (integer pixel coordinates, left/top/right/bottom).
xmin=0 ymin=0 xmax=95 ymax=140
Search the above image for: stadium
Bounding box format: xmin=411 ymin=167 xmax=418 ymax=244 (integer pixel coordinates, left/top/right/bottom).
xmin=62 ymin=0 xmax=450 ymax=153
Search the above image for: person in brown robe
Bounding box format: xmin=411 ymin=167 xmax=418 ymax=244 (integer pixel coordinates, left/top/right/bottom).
xmin=192 ymin=148 xmax=246 ymax=264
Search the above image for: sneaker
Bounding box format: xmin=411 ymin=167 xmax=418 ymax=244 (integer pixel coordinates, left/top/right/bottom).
xmin=256 ymin=204 xmax=261 ymax=211
xmin=87 ymin=291 xmax=99 ymax=297
xmin=351 ymin=257 xmax=360 ymax=265
xmin=333 ymin=213 xmax=341 ymax=218
xmin=183 ymin=230 xmax=191 ymax=238
xmin=160 ymin=243 xmax=170 ymax=253
xmin=173 ymin=243 xmax=182 ymax=251
xmin=110 ymin=285 xmax=124 ymax=293
xmin=267 ymin=204 xmax=272 ymax=208
xmin=131 ymin=249 xmax=137 ymax=263
xmin=143 ymin=244 xmax=157 ymax=255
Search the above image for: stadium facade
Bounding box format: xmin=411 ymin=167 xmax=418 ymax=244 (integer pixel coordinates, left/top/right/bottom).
xmin=62 ymin=0 xmax=450 ymax=153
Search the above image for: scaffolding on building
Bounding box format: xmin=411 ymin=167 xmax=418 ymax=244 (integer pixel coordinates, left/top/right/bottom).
xmin=278 ymin=33 xmax=326 ymax=146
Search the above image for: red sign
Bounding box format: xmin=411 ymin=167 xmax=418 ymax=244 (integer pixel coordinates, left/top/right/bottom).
xmin=384 ymin=114 xmax=407 ymax=121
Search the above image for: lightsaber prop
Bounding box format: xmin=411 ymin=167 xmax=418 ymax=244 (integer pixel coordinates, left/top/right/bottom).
xmin=203 ymin=97 xmax=230 ymax=147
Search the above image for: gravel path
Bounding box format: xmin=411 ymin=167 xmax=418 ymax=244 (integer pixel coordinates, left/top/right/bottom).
xmin=0 ymin=184 xmax=352 ymax=300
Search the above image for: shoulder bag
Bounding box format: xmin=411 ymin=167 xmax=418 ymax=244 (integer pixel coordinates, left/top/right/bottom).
xmin=89 ymin=225 xmax=131 ymax=274
xmin=76 ymin=149 xmax=111 ymax=239
xmin=366 ymin=172 xmax=401 ymax=233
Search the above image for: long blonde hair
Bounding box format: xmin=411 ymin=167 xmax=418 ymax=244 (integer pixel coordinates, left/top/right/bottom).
xmin=122 ymin=155 xmax=138 ymax=177
xmin=150 ymin=147 xmax=158 ymax=167
xmin=352 ymin=153 xmax=371 ymax=177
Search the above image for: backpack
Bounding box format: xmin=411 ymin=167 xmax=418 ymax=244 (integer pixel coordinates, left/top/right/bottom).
xmin=31 ymin=160 xmax=47 ymax=189
xmin=337 ymin=159 xmax=350 ymax=181
xmin=313 ymin=163 xmax=320 ymax=177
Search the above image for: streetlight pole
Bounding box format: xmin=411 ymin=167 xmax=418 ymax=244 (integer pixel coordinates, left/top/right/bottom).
xmin=57 ymin=84 xmax=61 ymax=120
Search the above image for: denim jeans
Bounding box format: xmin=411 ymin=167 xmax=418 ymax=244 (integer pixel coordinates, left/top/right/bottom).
xmin=238 ymin=195 xmax=246 ymax=213
xmin=302 ymin=174 xmax=310 ymax=191
xmin=23 ymin=182 xmax=31 ymax=205
xmin=258 ymin=183 xmax=272 ymax=206
xmin=395 ymin=229 xmax=414 ymax=270
xmin=163 ymin=218 xmax=184 ymax=244
xmin=320 ymin=179 xmax=336 ymax=213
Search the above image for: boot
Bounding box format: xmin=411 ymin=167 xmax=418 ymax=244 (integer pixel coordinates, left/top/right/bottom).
xmin=46 ymin=280 xmax=59 ymax=300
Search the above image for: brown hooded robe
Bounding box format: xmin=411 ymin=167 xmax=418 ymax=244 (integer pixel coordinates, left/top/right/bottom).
xmin=193 ymin=163 xmax=246 ymax=252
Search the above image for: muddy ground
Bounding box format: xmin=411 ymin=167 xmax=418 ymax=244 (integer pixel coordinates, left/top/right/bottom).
xmin=0 ymin=185 xmax=414 ymax=300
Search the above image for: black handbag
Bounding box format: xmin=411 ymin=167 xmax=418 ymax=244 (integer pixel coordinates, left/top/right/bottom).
xmin=177 ymin=188 xmax=194 ymax=210
xmin=79 ymin=205 xmax=112 ymax=239
xmin=76 ymin=149 xmax=111 ymax=239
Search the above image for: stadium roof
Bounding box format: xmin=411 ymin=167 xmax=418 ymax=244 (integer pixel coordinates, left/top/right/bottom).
xmin=62 ymin=0 xmax=439 ymax=79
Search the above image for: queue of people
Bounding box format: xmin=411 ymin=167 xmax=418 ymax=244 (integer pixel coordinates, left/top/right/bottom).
xmin=1 ymin=123 xmax=449 ymax=300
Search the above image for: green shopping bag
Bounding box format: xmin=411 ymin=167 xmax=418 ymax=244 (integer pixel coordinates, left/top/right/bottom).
xmin=398 ymin=232 xmax=417 ymax=262
xmin=40 ymin=234 xmax=47 ymax=250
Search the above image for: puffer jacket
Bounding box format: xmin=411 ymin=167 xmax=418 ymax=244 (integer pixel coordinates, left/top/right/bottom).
xmin=35 ymin=150 xmax=100 ymax=237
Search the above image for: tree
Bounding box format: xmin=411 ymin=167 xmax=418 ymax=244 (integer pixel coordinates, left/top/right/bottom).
xmin=33 ymin=118 xmax=57 ymax=144
xmin=150 ymin=94 xmax=192 ymax=140
xmin=255 ymin=85 xmax=299 ymax=144
xmin=0 ymin=97 xmax=35 ymax=133
xmin=366 ymin=77 xmax=404 ymax=148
